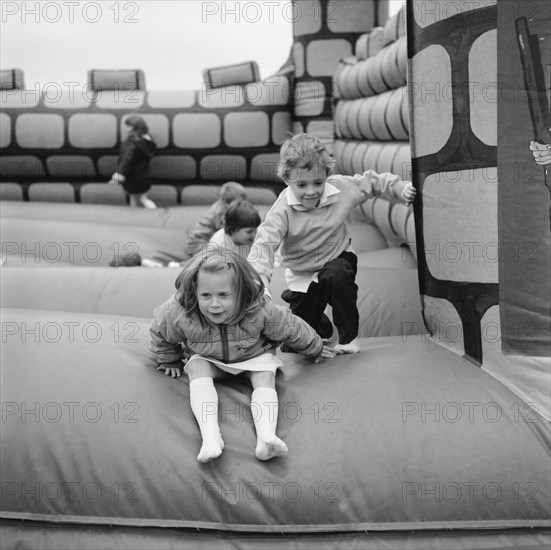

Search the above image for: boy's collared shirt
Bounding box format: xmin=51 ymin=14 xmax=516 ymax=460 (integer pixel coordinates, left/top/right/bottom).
xmin=285 ymin=181 xmax=341 ymax=211
xmin=249 ymin=169 xmax=404 ymax=292
xmin=284 ymin=181 xmax=350 ymax=292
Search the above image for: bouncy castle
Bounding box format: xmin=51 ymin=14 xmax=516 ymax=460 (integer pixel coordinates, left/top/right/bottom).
xmin=1 ymin=0 xmax=550 ymax=548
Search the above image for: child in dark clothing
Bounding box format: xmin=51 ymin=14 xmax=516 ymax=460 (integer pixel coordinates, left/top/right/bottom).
xmin=110 ymin=115 xmax=157 ymax=209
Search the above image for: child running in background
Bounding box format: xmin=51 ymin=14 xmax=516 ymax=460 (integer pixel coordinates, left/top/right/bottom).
xmin=109 ymin=115 xmax=157 ymax=209
xmin=184 ymin=182 xmax=247 ymax=257
xmin=248 ymin=133 xmax=417 ymax=355
xmin=206 ymin=200 xmax=261 ymax=260
xmin=150 ymin=251 xmax=335 ymax=463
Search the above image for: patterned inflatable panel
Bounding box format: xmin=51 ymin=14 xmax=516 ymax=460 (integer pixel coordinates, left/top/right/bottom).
xmin=408 ymin=0 xmax=550 ymax=420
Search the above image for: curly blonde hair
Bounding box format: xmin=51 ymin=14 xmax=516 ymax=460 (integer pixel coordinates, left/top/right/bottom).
xmin=277 ymin=133 xmax=336 ymax=182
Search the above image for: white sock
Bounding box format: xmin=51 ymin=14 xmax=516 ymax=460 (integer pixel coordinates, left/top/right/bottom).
xmin=251 ymin=387 xmax=288 ymax=461
xmin=189 ymin=377 xmax=224 ymax=463
xmin=334 ymin=338 xmax=360 ymax=354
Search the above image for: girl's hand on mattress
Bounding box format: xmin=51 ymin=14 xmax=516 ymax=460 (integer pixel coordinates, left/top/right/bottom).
xmin=314 ymin=344 xmax=336 ymax=363
xmin=157 ymin=365 xmax=182 ymax=378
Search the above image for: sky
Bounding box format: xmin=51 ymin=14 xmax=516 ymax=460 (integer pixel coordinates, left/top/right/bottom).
xmin=1 ymin=0 xmax=404 ymax=91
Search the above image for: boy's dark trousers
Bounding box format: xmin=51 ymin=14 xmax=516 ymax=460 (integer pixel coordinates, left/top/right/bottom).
xmin=281 ymin=251 xmax=358 ymax=345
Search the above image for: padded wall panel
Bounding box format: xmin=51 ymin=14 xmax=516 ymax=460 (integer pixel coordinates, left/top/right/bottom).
xmin=173 ymin=114 xmax=221 ymax=148
xmin=0 ymin=68 xmax=24 ymax=90
xmin=0 ymin=183 xmax=23 ymax=201
xmin=0 ymin=156 xmax=45 ymax=179
xmin=68 ymin=114 xmax=117 ymax=148
xmin=0 ymin=90 xmax=39 ymax=108
xmin=272 ymin=112 xmax=292 ymax=144
xmin=408 ymin=0 xmax=550 ymax=421
xmin=224 ymin=112 xmax=270 ymax=148
xmin=203 ymin=61 xmax=260 ymax=88
xmin=146 ymin=90 xmax=196 ymax=109
xmin=200 ymin=156 xmax=247 ymax=181
xmin=250 ymin=154 xmax=280 ymax=182
xmin=245 ymin=75 xmax=291 ymax=106
xmin=46 ymin=156 xmax=96 ymax=179
xmin=16 ymin=114 xmax=64 ymax=149
xmin=43 ymin=90 xmax=94 ymax=109
xmin=149 ymin=156 xmax=196 ymax=180
xmin=327 ymin=0 xmax=375 ymax=33
xmin=0 ymin=113 xmax=11 ymax=147
xmin=95 ymin=91 xmax=146 ymax=110
xmin=88 ymin=69 xmax=146 ymax=91
xmin=1 ymin=74 xmax=292 ymax=188
xmin=28 ymin=183 xmax=75 ymax=203
xmin=80 ymin=183 xmax=127 ymax=205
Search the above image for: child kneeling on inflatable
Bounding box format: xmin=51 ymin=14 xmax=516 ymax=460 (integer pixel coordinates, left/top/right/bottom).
xmin=150 ymin=251 xmax=335 ymax=463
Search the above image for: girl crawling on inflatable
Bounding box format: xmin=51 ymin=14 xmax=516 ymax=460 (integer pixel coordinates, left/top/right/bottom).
xmin=149 ymin=251 xmax=335 ymax=463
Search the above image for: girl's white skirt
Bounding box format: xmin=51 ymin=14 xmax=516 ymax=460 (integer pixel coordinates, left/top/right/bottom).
xmin=184 ymin=352 xmax=283 ymax=375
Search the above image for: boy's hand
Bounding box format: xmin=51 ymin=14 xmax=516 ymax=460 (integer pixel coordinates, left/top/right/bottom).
xmin=400 ymin=181 xmax=417 ymax=205
xmin=530 ymin=141 xmax=551 ymax=166
xmin=157 ymin=364 xmax=182 ymax=378
xmin=314 ymin=344 xmax=336 ymax=363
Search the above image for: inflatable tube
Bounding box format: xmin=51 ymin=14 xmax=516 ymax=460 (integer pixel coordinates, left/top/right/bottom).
xmin=355 ymin=26 xmax=385 ymax=60
xmin=355 ymin=33 xmax=369 ymax=60
xmin=0 ymin=202 xmax=273 ymax=231
xmin=356 ymin=57 xmax=377 ymax=97
xmin=0 ymin=258 xmax=423 ymax=338
xmin=333 ymin=37 xmax=407 ymax=100
xmin=335 ymin=86 xmax=407 ymax=142
xmin=382 ymin=4 xmax=406 ymax=45
xmin=334 ymin=140 xmax=411 ymax=180
xmin=0 ymin=217 xmax=189 ymax=266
